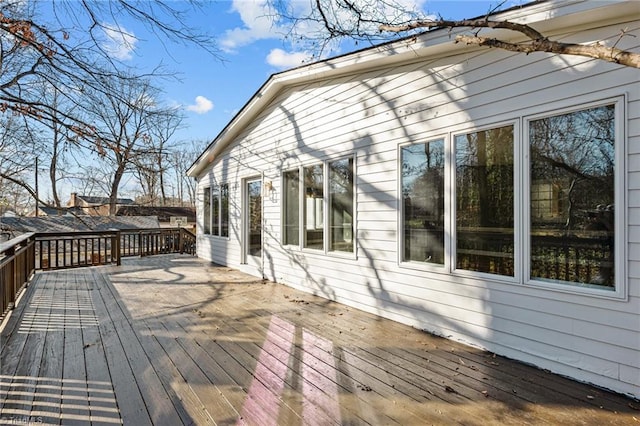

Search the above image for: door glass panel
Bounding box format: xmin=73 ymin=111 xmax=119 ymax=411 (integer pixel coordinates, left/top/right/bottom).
xmin=247 ymin=180 xmax=262 ymax=257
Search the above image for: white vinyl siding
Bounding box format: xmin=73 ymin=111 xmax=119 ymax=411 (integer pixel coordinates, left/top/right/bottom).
xmin=194 ymin=9 xmax=640 ymax=398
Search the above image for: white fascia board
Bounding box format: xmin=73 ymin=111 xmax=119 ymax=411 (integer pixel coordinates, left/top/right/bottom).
xmin=187 ymin=0 xmax=635 ymax=179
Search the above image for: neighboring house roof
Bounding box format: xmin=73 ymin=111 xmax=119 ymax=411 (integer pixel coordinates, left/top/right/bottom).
xmin=78 ymin=196 xmax=135 ymax=206
xmin=186 ymin=0 xmax=637 ymax=178
xmin=0 ymin=216 xmax=160 ymax=236
xmin=116 ymin=206 xmax=196 ymax=223
xmin=35 ymin=206 xmax=87 ymax=216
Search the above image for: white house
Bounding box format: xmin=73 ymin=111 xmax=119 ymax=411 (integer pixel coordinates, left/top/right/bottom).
xmin=188 ymin=0 xmax=640 ymax=398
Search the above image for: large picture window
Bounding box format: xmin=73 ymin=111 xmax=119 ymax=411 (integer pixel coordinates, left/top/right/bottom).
xmin=401 ymin=140 xmax=445 ymax=265
xmin=398 ymin=99 xmax=623 ymax=296
xmin=455 ymin=125 xmax=514 ymax=276
xmin=529 ymin=104 xmax=616 ymax=289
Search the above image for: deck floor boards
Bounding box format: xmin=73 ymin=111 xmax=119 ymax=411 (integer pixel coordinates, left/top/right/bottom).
xmin=1 ymin=254 xmax=638 ymax=425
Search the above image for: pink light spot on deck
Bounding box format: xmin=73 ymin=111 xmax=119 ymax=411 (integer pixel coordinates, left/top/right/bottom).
xmin=237 ymin=316 xmax=295 ymax=426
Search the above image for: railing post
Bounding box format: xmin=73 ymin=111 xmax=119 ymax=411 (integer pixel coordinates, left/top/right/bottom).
xmin=6 ymin=244 xmax=16 ymax=310
xmin=110 ymin=230 xmax=121 ymax=266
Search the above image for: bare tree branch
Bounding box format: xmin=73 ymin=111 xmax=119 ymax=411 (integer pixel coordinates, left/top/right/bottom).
xmin=276 ymin=0 xmax=639 ymax=69
xmin=379 ymin=19 xmax=640 ymax=68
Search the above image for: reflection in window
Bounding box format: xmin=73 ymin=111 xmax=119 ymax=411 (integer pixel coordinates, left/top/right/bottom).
xmin=283 ymin=170 xmax=300 ymax=245
xmin=212 ymin=186 xmax=220 ymax=236
xmin=329 ymin=158 xmax=354 ymax=253
xmin=304 ymin=164 xmax=324 ymax=249
xmin=530 ymin=104 xmax=615 ymax=288
xmin=455 ymin=125 xmax=514 ymax=276
xmin=203 ymin=187 xmax=211 ymax=234
xmin=221 ymin=184 xmax=229 ymax=237
xmin=401 ymin=140 xmax=445 ymax=264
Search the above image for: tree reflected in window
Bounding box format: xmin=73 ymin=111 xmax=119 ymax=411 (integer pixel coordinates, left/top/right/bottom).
xmin=530 ymin=104 xmax=615 ymax=288
xmin=455 ymin=126 xmax=514 ymax=276
xmin=401 ymin=140 xmax=445 ymax=265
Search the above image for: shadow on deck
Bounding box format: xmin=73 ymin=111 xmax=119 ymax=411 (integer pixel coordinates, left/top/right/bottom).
xmin=1 ymin=254 xmax=637 ymax=425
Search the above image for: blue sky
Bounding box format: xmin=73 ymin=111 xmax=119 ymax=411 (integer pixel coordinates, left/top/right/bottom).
xmin=101 ymin=1 xmax=513 ymax=146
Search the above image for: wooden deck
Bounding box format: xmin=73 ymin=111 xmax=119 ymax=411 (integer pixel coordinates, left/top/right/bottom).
xmin=1 ymin=254 xmax=637 ymax=425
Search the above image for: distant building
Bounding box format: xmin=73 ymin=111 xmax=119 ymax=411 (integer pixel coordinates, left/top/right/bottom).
xmin=28 ymin=206 xmax=87 ymax=217
xmin=67 ymin=193 xmax=135 ymax=216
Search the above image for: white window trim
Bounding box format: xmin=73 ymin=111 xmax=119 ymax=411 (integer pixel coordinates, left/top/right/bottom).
xmin=522 ymin=95 xmax=627 ymax=300
xmin=397 ymin=136 xmax=449 ymax=273
xmin=450 ymin=120 xmax=520 ymax=284
xmin=281 ymin=168 xmax=302 ymax=250
xmin=205 ymin=182 xmax=231 ymax=240
xmin=201 ymin=185 xmax=212 ymax=236
xmin=241 ymin=175 xmax=264 ymax=266
xmin=396 ymin=98 xmax=627 ymax=301
xmin=284 ymin=155 xmax=357 ymax=259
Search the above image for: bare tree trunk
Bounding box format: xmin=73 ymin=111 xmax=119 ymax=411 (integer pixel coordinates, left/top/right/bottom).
xmin=109 ymin=163 xmax=126 ymax=216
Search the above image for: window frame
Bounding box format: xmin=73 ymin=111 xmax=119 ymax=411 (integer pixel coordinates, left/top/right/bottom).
xmin=220 ymin=183 xmax=229 ymax=238
xmin=303 ymin=163 xmax=325 ymax=251
xmin=282 ymin=155 xmax=357 ymax=258
xmin=282 ymin=168 xmax=301 ymax=247
xmin=398 ymin=137 xmax=449 ymax=272
xmin=203 ymin=186 xmax=211 ymax=235
xmin=328 ymin=157 xmax=355 ymax=254
xmin=212 ymin=185 xmax=220 ymax=236
xmin=451 ymin=120 xmax=520 ymax=283
xmin=523 ymin=96 xmax=626 ymax=299
xmin=204 ymin=183 xmax=230 ymax=239
xmin=396 ymin=97 xmax=626 ymax=300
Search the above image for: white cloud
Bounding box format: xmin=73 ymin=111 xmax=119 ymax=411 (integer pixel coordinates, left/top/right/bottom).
xmin=186 ymin=96 xmax=214 ymax=114
xmin=266 ymin=49 xmax=312 ymax=69
xmin=218 ymin=0 xmax=431 ymax=60
xmin=220 ymin=0 xmax=282 ymax=52
xmin=102 ymin=23 xmax=137 ymax=61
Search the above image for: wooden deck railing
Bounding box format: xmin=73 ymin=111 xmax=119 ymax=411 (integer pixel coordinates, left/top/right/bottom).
xmin=0 ymin=228 xmax=196 ymax=320
xmin=0 ymin=233 xmax=36 ymax=317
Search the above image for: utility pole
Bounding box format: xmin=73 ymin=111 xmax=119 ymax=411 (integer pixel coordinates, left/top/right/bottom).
xmin=35 ymin=157 xmax=39 ymax=217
